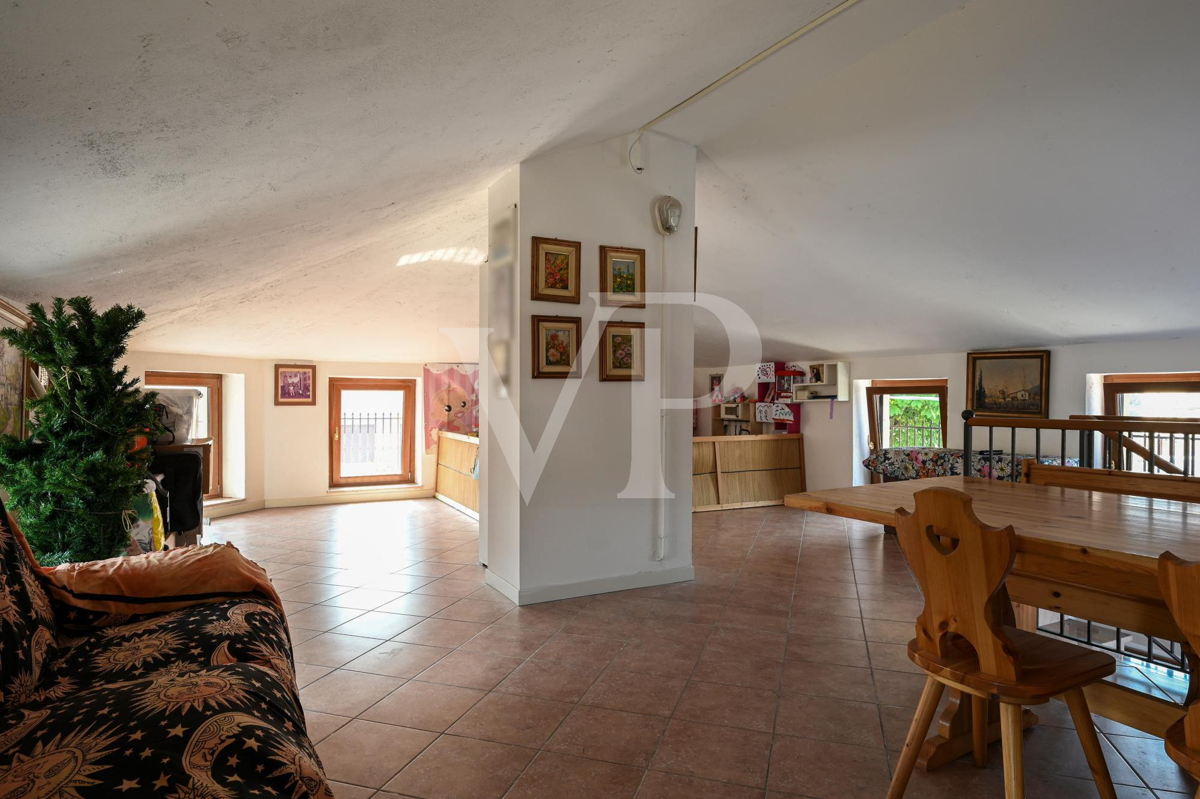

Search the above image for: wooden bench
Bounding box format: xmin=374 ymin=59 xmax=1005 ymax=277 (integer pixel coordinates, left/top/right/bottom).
xmin=1022 ymin=462 xmax=1200 ymax=502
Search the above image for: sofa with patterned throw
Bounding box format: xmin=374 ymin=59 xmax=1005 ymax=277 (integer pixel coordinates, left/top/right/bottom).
xmin=0 ymin=494 xmax=333 ymax=798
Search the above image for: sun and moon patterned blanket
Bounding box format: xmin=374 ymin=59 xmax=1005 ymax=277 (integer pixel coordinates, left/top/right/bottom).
xmin=0 ymin=500 xmax=334 ymax=798
xmin=863 ymin=447 xmax=1079 ymax=481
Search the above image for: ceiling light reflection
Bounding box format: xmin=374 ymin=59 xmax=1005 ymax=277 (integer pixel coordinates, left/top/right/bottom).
xmin=396 ymin=247 xmax=485 ymax=266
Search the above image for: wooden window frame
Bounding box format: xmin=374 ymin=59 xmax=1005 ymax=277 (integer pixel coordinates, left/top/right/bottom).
xmin=145 ymin=371 xmax=224 ymax=499
xmin=866 ymin=380 xmax=949 ymax=483
xmin=329 ymin=377 xmax=417 ymax=488
xmin=1103 ymin=373 xmax=1200 ymax=416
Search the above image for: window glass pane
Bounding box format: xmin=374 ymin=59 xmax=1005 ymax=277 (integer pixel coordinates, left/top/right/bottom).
xmin=1119 ymin=391 xmax=1200 ymax=418
xmin=146 ymin=384 xmax=210 ymax=440
xmin=885 ymin=394 xmax=943 ymax=448
xmin=339 ymin=389 xmax=406 ymax=478
xmin=1113 ymin=389 xmax=1200 ymax=473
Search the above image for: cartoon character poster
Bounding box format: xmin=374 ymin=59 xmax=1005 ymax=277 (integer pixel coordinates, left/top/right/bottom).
xmin=424 ymin=363 xmax=479 ymax=452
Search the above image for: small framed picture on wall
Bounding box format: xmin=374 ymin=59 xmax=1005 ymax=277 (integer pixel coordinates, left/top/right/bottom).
xmin=275 ymin=364 xmax=317 ymax=405
xmin=531 ymin=236 xmax=581 ymax=304
xmin=531 ymin=315 xmax=582 ymax=378
xmin=600 ymin=321 xmax=645 ymax=381
xmin=599 ymin=245 xmax=645 ymax=308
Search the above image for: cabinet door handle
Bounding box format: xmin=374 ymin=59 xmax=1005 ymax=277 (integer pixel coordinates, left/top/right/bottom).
xmin=334 ymin=427 xmax=340 ymax=442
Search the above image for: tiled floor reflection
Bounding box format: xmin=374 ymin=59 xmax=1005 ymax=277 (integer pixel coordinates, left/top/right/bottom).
xmin=206 ymin=500 xmax=1198 ymax=798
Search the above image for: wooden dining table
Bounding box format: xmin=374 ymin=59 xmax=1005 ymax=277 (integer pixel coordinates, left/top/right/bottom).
xmin=785 ymin=475 xmax=1198 ymax=770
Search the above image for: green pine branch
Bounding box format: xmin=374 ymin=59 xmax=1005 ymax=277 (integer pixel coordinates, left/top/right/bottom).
xmin=0 ymin=297 xmax=165 ymax=565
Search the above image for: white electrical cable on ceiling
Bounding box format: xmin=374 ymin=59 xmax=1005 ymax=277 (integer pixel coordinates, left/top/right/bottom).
xmin=628 ymin=0 xmax=864 ymax=174
xmin=639 ymin=0 xmax=867 ymax=134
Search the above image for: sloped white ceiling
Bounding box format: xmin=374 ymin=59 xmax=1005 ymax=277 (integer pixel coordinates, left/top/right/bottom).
xmin=6 ymin=0 xmax=1199 ymax=366
xmin=0 ymin=0 xmax=837 ymax=361
xmin=680 ymin=0 xmax=1200 ymax=364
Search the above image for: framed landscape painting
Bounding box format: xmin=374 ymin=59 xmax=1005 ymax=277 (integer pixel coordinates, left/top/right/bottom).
xmin=275 ymin=364 xmax=317 ymax=405
xmin=599 ymin=245 xmax=645 ymax=308
xmin=531 ymin=315 xmax=581 ymax=378
xmin=600 ymin=321 xmax=645 ymax=382
xmin=966 ymin=350 xmax=1051 ymax=418
xmin=531 ymin=236 xmax=581 ymax=304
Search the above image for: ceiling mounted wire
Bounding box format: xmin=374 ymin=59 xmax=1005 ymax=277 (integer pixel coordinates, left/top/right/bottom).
xmin=638 ymin=0 xmax=868 ymax=133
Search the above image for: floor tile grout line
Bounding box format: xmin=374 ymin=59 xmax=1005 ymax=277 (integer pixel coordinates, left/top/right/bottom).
xmin=231 ymin=502 xmax=1195 ymax=797
xmin=625 ymin=508 xmax=731 ymax=796
xmin=764 ymin=507 xmax=808 ymax=795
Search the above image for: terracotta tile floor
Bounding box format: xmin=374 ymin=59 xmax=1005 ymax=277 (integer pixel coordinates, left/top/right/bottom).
xmin=207 ymin=499 xmax=1198 ymax=798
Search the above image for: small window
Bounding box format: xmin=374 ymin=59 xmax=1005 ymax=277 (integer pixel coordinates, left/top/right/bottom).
xmin=1102 ymin=373 xmax=1200 ymax=473
xmin=144 ymin=371 xmax=223 ymax=498
xmin=1103 ymin=373 xmax=1200 ymax=418
xmin=866 ymin=379 xmax=949 ymax=456
xmin=329 ymin=377 xmax=417 ymax=488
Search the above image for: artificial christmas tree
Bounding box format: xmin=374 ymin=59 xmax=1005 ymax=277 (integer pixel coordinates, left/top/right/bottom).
xmin=0 ymin=297 xmax=163 ymax=565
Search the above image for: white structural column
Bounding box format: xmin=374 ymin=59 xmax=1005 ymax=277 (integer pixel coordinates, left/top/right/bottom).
xmin=480 ymin=133 xmax=697 ymax=605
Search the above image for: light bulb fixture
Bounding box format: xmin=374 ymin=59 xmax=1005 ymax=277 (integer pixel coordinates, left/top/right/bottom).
xmin=654 ymin=196 xmax=682 ymax=236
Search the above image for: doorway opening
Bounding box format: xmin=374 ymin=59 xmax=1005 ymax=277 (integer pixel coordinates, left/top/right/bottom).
xmin=329 ymin=377 xmax=417 ymax=488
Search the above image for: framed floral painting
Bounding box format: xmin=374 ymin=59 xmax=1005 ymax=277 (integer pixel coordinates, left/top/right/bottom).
xmin=274 ymin=364 xmax=317 ymax=405
xmin=599 ymin=245 xmax=645 ymax=308
xmin=531 ymin=315 xmax=581 ymax=379
xmin=600 ymin=321 xmax=645 ymax=382
xmin=531 ymin=236 xmax=581 ymax=304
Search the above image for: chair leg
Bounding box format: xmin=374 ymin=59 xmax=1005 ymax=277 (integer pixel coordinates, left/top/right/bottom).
xmin=886 ymin=676 xmax=945 ymax=799
xmin=971 ymin=694 xmax=989 ymax=767
xmin=1062 ymin=688 xmax=1118 ymax=799
xmin=1000 ymin=702 xmax=1025 ymax=799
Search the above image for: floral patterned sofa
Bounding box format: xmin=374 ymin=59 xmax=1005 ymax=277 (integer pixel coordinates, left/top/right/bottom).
xmin=863 ymin=447 xmax=1078 ymax=481
xmin=0 ymin=496 xmax=334 ymax=798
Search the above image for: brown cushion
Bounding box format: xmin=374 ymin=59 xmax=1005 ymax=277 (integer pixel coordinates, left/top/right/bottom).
xmin=39 ymin=541 xmax=282 ymax=628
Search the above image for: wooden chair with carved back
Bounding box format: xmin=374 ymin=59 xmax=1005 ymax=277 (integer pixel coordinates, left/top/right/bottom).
xmin=887 ymin=487 xmax=1118 ymax=799
xmin=1157 ymin=553 xmax=1200 ymax=799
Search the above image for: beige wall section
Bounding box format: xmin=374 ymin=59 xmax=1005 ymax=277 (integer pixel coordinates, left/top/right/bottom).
xmin=123 ymin=351 xmax=266 ymax=518
xmin=122 ymin=352 xmax=436 ymax=517
xmin=263 ymin=360 xmax=435 ymax=506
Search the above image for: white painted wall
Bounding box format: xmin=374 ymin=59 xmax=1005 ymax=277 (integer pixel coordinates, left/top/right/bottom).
xmin=122 ymin=352 xmax=437 ymax=516
xmin=483 ymin=132 xmax=696 ymax=602
xmin=700 ymin=335 xmax=1200 ymax=492
xmin=480 ymin=167 xmax=522 ymax=589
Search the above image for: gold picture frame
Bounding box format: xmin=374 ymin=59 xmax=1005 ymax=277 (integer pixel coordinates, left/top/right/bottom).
xmin=966 ymin=350 xmax=1051 ymax=418
xmin=531 ymin=315 xmax=581 ymax=379
xmin=531 ymin=236 xmax=581 ymax=304
xmin=599 ymin=245 xmax=646 ymax=308
xmin=600 ymin=321 xmax=645 ymax=382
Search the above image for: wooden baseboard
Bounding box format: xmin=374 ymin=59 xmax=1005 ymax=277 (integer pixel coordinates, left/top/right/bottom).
xmin=693 ymin=499 xmax=784 ymax=512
